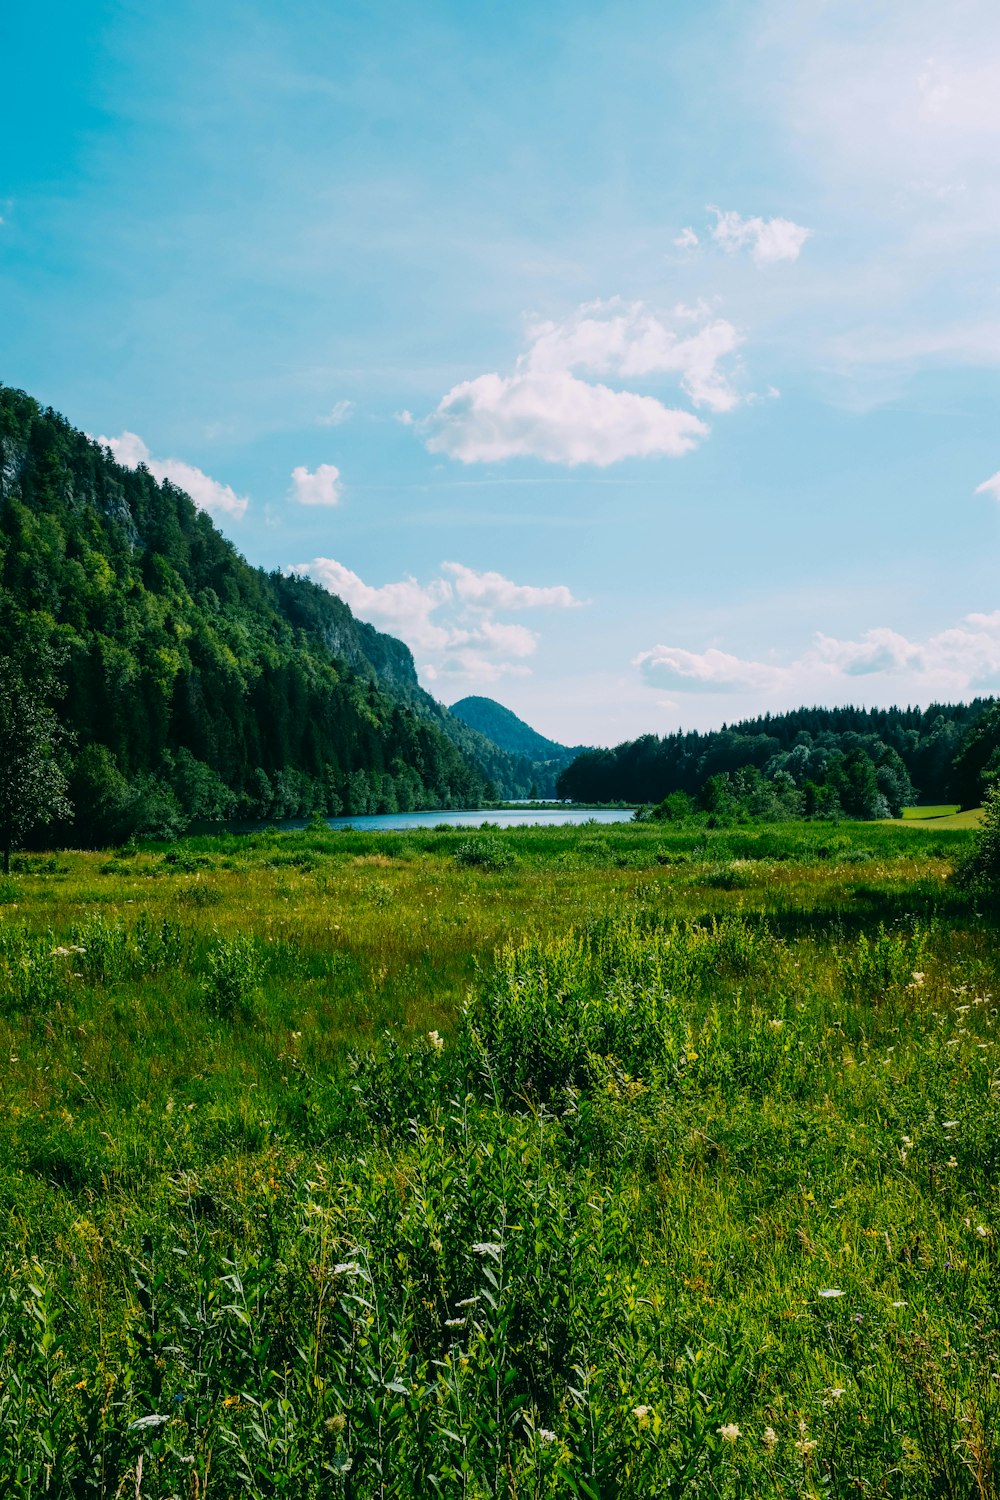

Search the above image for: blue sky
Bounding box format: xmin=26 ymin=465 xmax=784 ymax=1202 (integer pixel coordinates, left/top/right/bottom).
xmin=4 ymin=0 xmax=1000 ymax=744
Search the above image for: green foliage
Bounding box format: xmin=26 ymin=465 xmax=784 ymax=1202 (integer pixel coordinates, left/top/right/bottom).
xmin=559 ymin=702 xmax=979 ymax=810
xmin=0 ymin=645 xmax=73 ymax=872
xmin=0 ymin=385 xmax=491 ymax=848
xmin=453 ymin=832 xmax=515 ymax=870
xmin=0 ymin=819 xmax=995 ymax=1494
xmin=955 ymin=782 xmax=1000 ymax=898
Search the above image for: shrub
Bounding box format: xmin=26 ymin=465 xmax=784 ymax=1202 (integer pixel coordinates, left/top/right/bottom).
xmin=955 ymin=783 xmax=1000 ymax=897
xmin=453 ymin=835 xmax=514 ymax=871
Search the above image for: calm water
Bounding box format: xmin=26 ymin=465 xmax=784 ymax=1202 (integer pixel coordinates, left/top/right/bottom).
xmin=320 ymin=806 xmax=634 ymax=832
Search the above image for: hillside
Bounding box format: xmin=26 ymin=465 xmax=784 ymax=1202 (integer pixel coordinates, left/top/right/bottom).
xmin=449 ymin=695 xmax=574 ymax=761
xmin=448 ymin=695 xmax=588 ymax=798
xmin=0 ymin=384 xmax=506 ymax=840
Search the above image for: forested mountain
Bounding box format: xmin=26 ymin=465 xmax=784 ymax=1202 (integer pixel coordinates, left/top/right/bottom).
xmin=0 ymin=384 xmax=509 ymax=842
xmin=450 ymin=695 xmax=579 ymax=761
xmin=558 ymin=702 xmax=997 ymax=817
xmin=448 ymin=695 xmax=587 ymax=797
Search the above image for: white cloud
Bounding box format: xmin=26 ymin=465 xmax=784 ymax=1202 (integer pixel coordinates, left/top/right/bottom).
xmin=524 ymin=299 xmax=743 ymax=412
xmin=634 ymin=645 xmax=782 ymax=694
xmin=425 ymin=370 xmax=707 ymax=466
xmin=441 ymin=561 xmax=582 ymax=610
xmin=422 ymin=296 xmax=745 ymax=466
xmin=300 ymin=558 xmax=452 ymax=651
xmin=709 ymin=208 xmax=812 ymax=266
xmin=319 ymin=400 xmax=354 ymax=426
xmin=975 ymin=470 xmax=1000 ymax=501
xmin=290 ymin=463 xmax=342 ymax=506
xmin=96 ymin=430 xmax=249 ymax=519
xmin=635 ymin=610 xmax=1000 ymax=703
xmin=296 ymin=557 xmax=585 ymax=689
xmin=674 ymin=226 xmax=699 ymax=249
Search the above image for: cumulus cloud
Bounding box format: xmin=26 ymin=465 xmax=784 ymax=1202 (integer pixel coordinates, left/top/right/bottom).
xmin=425 ymin=371 xmax=707 ymax=466
xmin=975 ymin=470 xmax=1000 ymax=501
xmin=296 ymin=558 xmax=583 ymax=688
xmin=290 ymin=463 xmax=342 ymax=506
xmin=96 ymin=431 xmax=249 ymax=519
xmin=635 ymin=611 xmax=1000 ymax=703
xmin=441 ymin=561 xmax=583 ymax=611
xmin=423 ymin=297 xmax=744 ymax=466
xmin=299 ymin=558 xmax=452 ymax=652
xmin=709 ymin=208 xmax=812 ymax=266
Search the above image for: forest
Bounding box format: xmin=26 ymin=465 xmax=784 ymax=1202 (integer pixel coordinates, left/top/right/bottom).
xmin=558 ymin=701 xmax=1000 ymax=817
xmin=0 ymin=385 xmax=505 ymax=844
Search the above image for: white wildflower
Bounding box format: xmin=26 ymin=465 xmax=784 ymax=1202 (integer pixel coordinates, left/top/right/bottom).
xmin=817 ymin=1288 xmax=844 ymax=1298
xmin=717 ymin=1422 xmax=741 ymax=1443
xmin=471 ymin=1242 xmax=502 ymax=1260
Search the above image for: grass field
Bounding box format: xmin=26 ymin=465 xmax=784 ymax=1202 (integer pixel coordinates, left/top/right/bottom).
xmin=1 ymin=817 xmax=997 ymax=1496
xmin=897 ymin=805 xmax=984 ymax=829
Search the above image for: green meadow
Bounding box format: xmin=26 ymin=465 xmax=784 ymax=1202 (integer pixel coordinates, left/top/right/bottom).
xmin=1 ymin=818 xmax=998 ymax=1497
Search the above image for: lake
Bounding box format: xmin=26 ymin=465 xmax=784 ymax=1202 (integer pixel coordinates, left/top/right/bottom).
xmin=320 ymin=806 xmax=635 ymax=832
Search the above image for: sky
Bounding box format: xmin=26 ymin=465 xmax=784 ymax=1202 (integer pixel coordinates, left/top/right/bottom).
xmin=4 ymin=0 xmax=1000 ymax=746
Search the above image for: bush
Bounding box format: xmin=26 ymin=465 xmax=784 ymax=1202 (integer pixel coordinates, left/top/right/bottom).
xmin=955 ymin=783 xmax=1000 ymax=897
xmin=453 ymin=834 xmax=514 ymax=871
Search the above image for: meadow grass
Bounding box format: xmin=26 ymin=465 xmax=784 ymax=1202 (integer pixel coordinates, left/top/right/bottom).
xmin=0 ymin=818 xmax=997 ymax=1496
xmin=895 ymin=807 xmax=984 ymax=830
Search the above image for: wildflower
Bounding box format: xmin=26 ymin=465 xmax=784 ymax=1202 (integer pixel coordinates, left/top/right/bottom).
xmin=795 ymin=1435 xmax=818 ymax=1457
xmin=817 ymin=1288 xmax=844 ymax=1299
xmin=825 ymin=1387 xmax=846 ymax=1402
xmin=325 ymin=1414 xmax=347 ymax=1433
xmin=945 ymin=1156 xmax=958 ymax=1168
xmin=456 ymin=1296 xmax=479 ymax=1307
xmin=427 ymin=1029 xmax=444 ymax=1052
xmin=891 ymin=1300 xmax=907 ymax=1308
xmin=717 ymin=1423 xmax=741 ymax=1443
xmin=977 ymin=1225 xmax=990 ymax=1238
xmin=762 ymin=1426 xmax=778 ymax=1452
xmin=768 ymin=1018 xmax=784 ymax=1030
xmin=471 ymin=1242 xmax=503 ymax=1260
xmin=445 ymin=1317 xmax=465 ymax=1328
xmin=911 ymin=972 xmax=925 ymax=986
xmin=333 ymin=1261 xmax=362 ymax=1276
xmin=633 ymin=1405 xmax=652 ymax=1428
xmin=943 ymin=1120 xmax=958 ymax=1128
xmin=537 ymin=1428 xmax=557 ymax=1443
xmin=430 ymin=1238 xmax=443 ymax=1254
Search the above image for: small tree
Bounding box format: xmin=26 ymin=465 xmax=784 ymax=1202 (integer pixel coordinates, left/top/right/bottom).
xmin=955 ymin=783 xmax=1000 ymax=900
xmin=0 ymin=650 xmax=73 ymax=873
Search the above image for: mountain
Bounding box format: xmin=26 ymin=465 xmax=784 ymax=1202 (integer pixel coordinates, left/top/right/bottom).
xmin=0 ymin=383 xmax=510 ymax=841
xmin=449 ymin=696 xmax=570 ymax=761
xmin=449 ymin=696 xmax=588 ymax=797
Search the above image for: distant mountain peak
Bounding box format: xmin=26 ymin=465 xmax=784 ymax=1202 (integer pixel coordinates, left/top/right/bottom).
xmin=448 ymin=696 xmax=581 ymax=763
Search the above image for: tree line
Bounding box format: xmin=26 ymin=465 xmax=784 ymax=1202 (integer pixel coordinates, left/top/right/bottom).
xmin=558 ymin=702 xmax=1000 ymax=819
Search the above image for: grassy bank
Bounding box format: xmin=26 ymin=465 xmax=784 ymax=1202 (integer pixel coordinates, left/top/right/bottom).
xmin=0 ymin=818 xmax=996 ymax=1496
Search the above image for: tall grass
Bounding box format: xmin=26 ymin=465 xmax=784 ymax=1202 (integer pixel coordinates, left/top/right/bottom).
xmin=0 ymin=820 xmax=995 ymax=1495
